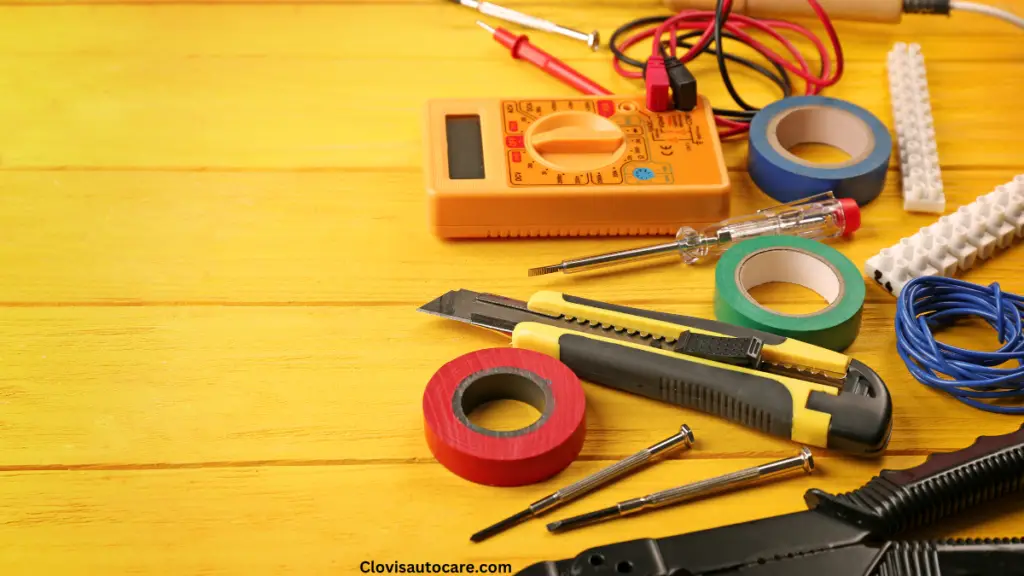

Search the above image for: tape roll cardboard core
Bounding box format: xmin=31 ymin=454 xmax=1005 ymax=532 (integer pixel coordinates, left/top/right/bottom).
xmin=459 ymin=371 xmax=548 ymax=415
xmin=771 ymin=106 xmax=874 ymax=169
xmin=454 ymin=367 xmax=553 ymax=438
xmin=737 ymin=248 xmax=844 ymax=317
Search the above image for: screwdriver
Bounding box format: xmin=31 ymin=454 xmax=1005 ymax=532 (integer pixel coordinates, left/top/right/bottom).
xmin=470 ymin=425 xmax=694 ymax=543
xmin=454 ymin=0 xmax=600 ymax=50
xmin=529 ymin=193 xmax=860 ymax=276
xmin=547 ymin=448 xmax=815 ymax=533
xmin=476 ymin=21 xmax=611 ymax=96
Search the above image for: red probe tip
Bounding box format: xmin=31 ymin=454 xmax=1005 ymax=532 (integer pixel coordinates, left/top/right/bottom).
xmin=839 ymin=198 xmax=860 ymax=236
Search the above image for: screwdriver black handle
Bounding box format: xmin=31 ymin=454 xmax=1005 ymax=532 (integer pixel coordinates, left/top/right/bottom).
xmin=805 ymin=424 xmax=1024 ymax=538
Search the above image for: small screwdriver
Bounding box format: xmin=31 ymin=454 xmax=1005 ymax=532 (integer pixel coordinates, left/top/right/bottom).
xmin=470 ymin=425 xmax=694 ymax=543
xmin=476 ymin=21 xmax=611 ymax=96
xmin=547 ymin=448 xmax=815 ymax=533
xmin=454 ymin=0 xmax=600 ymax=50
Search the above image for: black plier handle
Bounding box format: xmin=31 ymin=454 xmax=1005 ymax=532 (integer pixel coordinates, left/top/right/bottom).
xmin=515 ymin=425 xmax=1024 ymax=576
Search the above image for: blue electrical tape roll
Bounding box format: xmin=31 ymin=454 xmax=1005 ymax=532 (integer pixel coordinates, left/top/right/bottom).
xmin=748 ymin=96 xmax=891 ymax=206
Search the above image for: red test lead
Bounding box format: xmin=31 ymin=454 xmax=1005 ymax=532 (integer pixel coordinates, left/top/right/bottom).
xmin=476 ymin=21 xmax=611 ymax=96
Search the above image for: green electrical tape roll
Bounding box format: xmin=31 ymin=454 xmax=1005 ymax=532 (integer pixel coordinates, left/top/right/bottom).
xmin=714 ymin=236 xmax=865 ymax=352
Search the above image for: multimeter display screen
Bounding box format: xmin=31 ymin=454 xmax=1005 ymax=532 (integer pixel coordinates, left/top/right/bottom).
xmin=445 ymin=115 xmax=485 ymax=180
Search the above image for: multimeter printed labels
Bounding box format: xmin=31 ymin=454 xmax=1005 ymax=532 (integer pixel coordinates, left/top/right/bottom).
xmin=501 ymin=98 xmax=721 ymax=189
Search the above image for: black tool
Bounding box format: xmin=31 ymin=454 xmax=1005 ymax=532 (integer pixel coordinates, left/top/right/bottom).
xmin=515 ymin=424 xmax=1024 ymax=575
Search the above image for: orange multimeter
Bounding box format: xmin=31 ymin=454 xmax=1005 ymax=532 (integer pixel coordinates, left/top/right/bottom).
xmin=424 ymin=95 xmax=730 ymax=239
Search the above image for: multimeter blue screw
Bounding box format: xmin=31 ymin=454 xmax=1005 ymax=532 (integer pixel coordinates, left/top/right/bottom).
xmin=632 ymin=167 xmax=655 ymax=181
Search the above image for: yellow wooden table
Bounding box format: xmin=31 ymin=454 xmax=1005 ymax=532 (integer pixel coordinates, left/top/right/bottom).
xmin=2 ymin=1 xmax=1023 ymax=573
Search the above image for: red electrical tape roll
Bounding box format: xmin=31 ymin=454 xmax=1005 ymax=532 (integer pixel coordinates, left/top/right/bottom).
xmin=423 ymin=348 xmax=587 ymax=487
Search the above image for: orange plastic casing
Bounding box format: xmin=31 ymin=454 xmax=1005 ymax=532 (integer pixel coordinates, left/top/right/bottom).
xmin=424 ymin=95 xmax=730 ymax=239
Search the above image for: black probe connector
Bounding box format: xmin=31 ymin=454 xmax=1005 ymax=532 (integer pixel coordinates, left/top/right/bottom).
xmin=903 ymin=0 xmax=951 ymax=14
xmin=664 ymin=57 xmax=698 ymax=112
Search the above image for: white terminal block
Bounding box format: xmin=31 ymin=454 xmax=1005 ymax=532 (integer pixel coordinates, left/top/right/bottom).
xmin=864 ymin=175 xmax=1024 ymax=296
xmin=887 ymin=43 xmax=945 ymax=214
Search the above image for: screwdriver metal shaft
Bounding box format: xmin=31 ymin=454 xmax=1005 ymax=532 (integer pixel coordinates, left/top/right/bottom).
xmin=547 ymin=447 xmax=814 ymax=533
xmin=470 ymin=425 xmax=695 ymax=543
xmin=453 ymin=0 xmax=600 ymax=50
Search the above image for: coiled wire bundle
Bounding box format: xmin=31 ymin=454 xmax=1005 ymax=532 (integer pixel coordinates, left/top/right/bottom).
xmin=896 ymin=276 xmax=1024 ymax=414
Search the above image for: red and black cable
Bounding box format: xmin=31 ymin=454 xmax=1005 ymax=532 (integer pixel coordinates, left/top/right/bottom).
xmin=610 ymin=0 xmax=844 ymax=138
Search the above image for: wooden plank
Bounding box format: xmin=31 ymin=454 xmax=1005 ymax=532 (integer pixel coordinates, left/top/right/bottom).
xmin=1 ymin=459 xmax=1022 ymax=574
xmin=0 ymin=5 xmax=1021 ymax=62
xmin=0 ymin=7 xmax=1021 ymax=170
xmin=0 ymin=57 xmax=1019 ymax=170
xmin=1 ymin=305 xmax=1021 ymax=466
xmin=0 ymin=170 xmax=1021 ymax=305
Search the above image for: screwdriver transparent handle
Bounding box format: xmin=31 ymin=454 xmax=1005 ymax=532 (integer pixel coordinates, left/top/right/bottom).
xmin=529 ymin=194 xmax=851 ymax=276
xmin=677 ymin=194 xmax=849 ymax=265
xmin=477 ymin=2 xmax=556 ymax=30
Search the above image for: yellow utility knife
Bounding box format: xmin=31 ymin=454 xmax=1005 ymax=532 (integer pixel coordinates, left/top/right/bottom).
xmin=419 ymin=289 xmax=892 ymax=456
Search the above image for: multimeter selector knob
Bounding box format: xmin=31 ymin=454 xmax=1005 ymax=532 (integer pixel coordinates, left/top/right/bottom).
xmin=525 ymin=111 xmax=626 ymax=173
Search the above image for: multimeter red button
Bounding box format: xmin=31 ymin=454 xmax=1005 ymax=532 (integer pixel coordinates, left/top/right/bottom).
xmin=632 ymin=167 xmax=655 ymax=181
xmin=506 ymin=135 xmax=525 ymax=148
xmin=597 ymin=100 xmax=615 ymax=118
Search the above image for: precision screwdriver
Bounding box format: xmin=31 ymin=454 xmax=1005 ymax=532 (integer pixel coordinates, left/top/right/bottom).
xmin=470 ymin=425 xmax=694 ymax=543
xmin=452 ymin=0 xmax=600 ymax=50
xmin=475 ymin=21 xmax=611 ymax=96
xmin=547 ymin=448 xmax=815 ymax=533
xmin=529 ymin=193 xmax=860 ymax=276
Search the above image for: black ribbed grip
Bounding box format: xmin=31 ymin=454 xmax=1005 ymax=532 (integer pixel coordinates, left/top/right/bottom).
xmin=556 ymin=333 xmax=794 ymax=440
xmin=674 ymin=331 xmax=763 ymax=368
xmin=658 ymin=376 xmax=773 ymax=433
xmin=874 ymin=538 xmax=1024 ymax=576
xmin=805 ymin=425 xmax=1024 ymax=538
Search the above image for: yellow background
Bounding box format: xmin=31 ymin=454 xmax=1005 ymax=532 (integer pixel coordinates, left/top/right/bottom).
xmin=1 ymin=0 xmax=1023 ymax=573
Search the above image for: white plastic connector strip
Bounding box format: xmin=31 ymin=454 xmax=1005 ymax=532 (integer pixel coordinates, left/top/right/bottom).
xmin=887 ymin=43 xmax=945 ymax=214
xmin=865 ymin=175 xmax=1024 ymax=297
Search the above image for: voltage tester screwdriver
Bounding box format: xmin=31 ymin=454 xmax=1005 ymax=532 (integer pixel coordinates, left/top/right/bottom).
xmin=530 ymin=193 xmax=859 ymax=276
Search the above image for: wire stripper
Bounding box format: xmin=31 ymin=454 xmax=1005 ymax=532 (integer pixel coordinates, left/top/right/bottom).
xmin=419 ymin=289 xmax=892 ymax=456
xmin=514 ymin=424 xmax=1024 ymax=576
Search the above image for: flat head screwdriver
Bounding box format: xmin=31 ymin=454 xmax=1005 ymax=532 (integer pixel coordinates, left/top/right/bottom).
xmin=547 ymin=447 xmax=815 ymax=533
xmin=529 ymin=194 xmax=860 ymax=277
xmin=451 ymin=0 xmax=600 ymax=50
xmin=470 ymin=425 xmax=694 ymax=543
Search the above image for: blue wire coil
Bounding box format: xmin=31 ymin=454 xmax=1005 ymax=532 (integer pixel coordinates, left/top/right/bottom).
xmin=896 ymin=276 xmax=1024 ymax=414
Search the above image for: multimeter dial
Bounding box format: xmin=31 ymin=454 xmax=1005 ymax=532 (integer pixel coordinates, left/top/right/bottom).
xmin=525 ymin=111 xmax=626 ymax=173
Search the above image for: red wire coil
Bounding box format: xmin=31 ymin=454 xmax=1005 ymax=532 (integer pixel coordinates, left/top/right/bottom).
xmin=613 ymin=0 xmax=844 ymax=138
